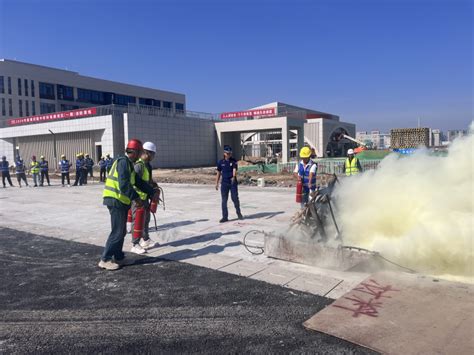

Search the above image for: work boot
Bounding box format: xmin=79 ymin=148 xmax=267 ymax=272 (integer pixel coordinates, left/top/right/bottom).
xmin=98 ymin=260 xmax=120 ymax=271
xmin=130 ymin=244 xmax=147 ymax=255
xmin=219 ymin=218 xmax=228 ymax=223
xmin=237 ymin=213 xmax=244 ymax=220
xmin=140 ymin=238 xmax=157 ymax=250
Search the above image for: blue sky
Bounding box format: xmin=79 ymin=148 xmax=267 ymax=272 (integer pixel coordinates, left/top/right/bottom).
xmin=0 ymin=0 xmax=472 ymax=131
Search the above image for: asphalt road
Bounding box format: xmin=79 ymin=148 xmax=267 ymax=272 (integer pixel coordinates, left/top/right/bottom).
xmin=0 ymin=227 xmax=375 ymax=354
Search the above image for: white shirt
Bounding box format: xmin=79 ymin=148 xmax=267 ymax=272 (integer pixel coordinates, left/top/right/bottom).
xmin=294 ymin=160 xmax=317 ymax=175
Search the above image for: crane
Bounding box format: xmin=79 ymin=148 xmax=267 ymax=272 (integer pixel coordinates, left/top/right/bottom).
xmin=341 ymin=134 xmax=372 ymax=153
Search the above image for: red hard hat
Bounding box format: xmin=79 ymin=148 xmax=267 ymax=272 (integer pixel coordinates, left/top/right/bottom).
xmin=126 ymin=139 xmax=143 ymax=151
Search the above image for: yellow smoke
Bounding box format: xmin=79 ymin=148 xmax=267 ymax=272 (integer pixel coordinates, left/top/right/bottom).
xmin=334 ymin=124 xmax=474 ymax=281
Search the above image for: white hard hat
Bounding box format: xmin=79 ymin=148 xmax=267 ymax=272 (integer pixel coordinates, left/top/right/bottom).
xmin=347 ymin=149 xmax=354 ymax=155
xmin=143 ymin=141 xmax=156 ymax=153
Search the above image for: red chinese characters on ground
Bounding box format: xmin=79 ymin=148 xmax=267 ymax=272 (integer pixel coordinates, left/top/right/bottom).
xmin=333 ymin=279 xmax=400 ymax=318
xmin=8 ymin=108 xmax=98 ymax=126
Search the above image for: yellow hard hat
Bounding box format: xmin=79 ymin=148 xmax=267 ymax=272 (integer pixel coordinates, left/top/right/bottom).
xmin=76 ymin=153 xmax=80 ymax=157
xmin=61 ymin=154 xmax=66 ymax=158
xmin=40 ymin=155 xmax=44 ymax=159
xmin=299 ymin=146 xmax=312 ymax=158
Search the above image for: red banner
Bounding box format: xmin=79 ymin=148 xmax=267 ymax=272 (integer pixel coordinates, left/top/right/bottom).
xmin=8 ymin=107 xmax=98 ymax=126
xmin=220 ymin=108 xmax=276 ymax=119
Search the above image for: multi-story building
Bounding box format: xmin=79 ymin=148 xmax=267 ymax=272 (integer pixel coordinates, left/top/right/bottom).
xmin=0 ymin=59 xmax=185 ymax=127
xmin=447 ymin=129 xmax=468 ymax=142
xmin=356 ymin=130 xmax=391 ymax=149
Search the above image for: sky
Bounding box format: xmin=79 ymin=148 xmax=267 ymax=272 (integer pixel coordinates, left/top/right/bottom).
xmin=0 ymin=0 xmax=472 ymax=132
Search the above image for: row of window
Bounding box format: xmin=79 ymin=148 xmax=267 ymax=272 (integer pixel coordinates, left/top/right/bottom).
xmin=0 ymin=76 xmax=36 ymax=97
xmin=1 ymin=98 xmax=36 ymax=116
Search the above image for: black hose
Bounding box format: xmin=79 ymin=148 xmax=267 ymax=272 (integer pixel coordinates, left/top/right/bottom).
xmin=242 ymin=230 xmax=265 ymax=255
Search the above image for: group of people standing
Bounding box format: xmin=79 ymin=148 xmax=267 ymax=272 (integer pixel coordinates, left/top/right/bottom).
xmin=1 ymin=153 xmax=115 ymax=188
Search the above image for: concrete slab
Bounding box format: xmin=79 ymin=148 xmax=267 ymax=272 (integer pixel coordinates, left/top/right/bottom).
xmin=304 ymin=271 xmax=474 ymax=355
xmin=250 ymin=265 xmax=301 ymax=286
xmin=219 ymin=260 xmax=270 ymax=277
xmin=285 ymin=273 xmax=343 ymax=296
xmin=184 ymin=254 xmax=242 ymax=270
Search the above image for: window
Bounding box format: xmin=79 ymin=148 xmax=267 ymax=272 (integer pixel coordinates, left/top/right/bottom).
xmin=25 ymin=100 xmax=29 ymax=116
xmin=153 ymin=99 xmax=161 ymax=107
xmin=31 ymin=101 xmax=36 ymax=115
xmin=77 ymin=88 xmax=110 ymax=104
xmin=40 ymin=102 xmax=56 ymax=114
xmin=163 ymin=101 xmax=172 ymax=109
xmin=19 ymin=99 xmax=23 ymax=116
xmin=7 ymin=77 xmax=12 ymax=94
xmin=60 ymin=104 xmax=79 ymax=111
xmin=57 ymin=85 xmax=74 ymax=101
xmin=31 ymin=80 xmax=35 ymax=97
xmin=24 ymin=79 xmax=29 ymax=96
xmin=139 ymin=97 xmax=152 ymax=106
xmin=18 ymin=78 xmax=22 ymax=96
xmin=39 ymin=82 xmax=56 ymax=99
xmin=114 ymin=94 xmax=136 ymax=106
xmin=0 ymin=76 xmax=4 ymax=94
xmin=8 ymin=98 xmax=12 ymax=116
xmin=1 ymin=98 xmax=5 ymax=116
xmin=175 ymin=103 xmax=184 ymax=111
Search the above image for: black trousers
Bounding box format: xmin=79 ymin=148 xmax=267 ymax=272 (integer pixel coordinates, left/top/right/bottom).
xmin=73 ymin=170 xmax=83 ymax=186
xmin=40 ymin=171 xmax=50 ymax=186
xmin=100 ymin=168 xmax=107 ymax=182
xmin=2 ymin=172 xmax=13 ymax=187
xmin=61 ymin=172 xmax=70 ymax=185
xmin=16 ymin=173 xmax=28 ymax=186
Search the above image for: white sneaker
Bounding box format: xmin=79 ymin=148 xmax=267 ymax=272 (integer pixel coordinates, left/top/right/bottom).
xmin=126 ymin=222 xmax=132 ymax=234
xmin=98 ymin=260 xmax=120 ymax=270
xmin=140 ymin=238 xmax=157 ymax=249
xmin=130 ymin=244 xmax=147 ymax=255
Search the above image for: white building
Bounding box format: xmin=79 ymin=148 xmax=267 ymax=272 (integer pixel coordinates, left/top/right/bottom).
xmin=356 ymin=130 xmax=391 ymax=149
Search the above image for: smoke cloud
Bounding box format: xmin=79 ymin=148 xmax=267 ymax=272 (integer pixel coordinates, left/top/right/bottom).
xmin=334 ymin=123 xmax=474 ymax=282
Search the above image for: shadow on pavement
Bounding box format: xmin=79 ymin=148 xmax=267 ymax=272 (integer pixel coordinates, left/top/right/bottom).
xmin=243 ymin=211 xmax=285 ymax=220
xmin=160 ymin=230 xmax=239 ymax=248
xmin=151 ymin=218 xmax=209 ymax=232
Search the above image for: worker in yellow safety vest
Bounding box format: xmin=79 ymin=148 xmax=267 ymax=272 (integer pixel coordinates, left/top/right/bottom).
xmin=344 ymin=149 xmax=363 ymax=176
xmin=30 ymin=155 xmax=40 ymax=187
xmin=98 ymin=139 xmax=158 ymax=271
xmin=130 ymin=141 xmax=159 ymax=254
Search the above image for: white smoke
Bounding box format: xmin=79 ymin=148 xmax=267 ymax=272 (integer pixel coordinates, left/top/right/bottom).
xmin=334 ymin=123 xmax=474 ymax=282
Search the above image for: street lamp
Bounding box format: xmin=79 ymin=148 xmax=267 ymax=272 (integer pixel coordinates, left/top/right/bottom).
xmin=48 ymin=129 xmax=57 ymax=170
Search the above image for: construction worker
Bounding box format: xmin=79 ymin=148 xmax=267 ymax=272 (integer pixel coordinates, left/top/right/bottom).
xmin=98 ymin=156 xmax=107 ymax=182
xmin=73 ymin=153 xmax=85 ymax=186
xmin=39 ymin=156 xmax=51 ymax=186
xmin=215 ymin=145 xmax=243 ymax=223
xmin=130 ymin=141 xmax=159 ymax=254
xmin=84 ymin=153 xmax=94 ymax=183
xmin=105 ymin=153 xmax=114 ymax=174
xmin=30 ymin=155 xmax=40 ymax=187
xmin=99 ymin=139 xmax=158 ymax=270
xmin=59 ymin=154 xmax=72 ymax=187
xmin=15 ymin=157 xmax=28 ymax=187
xmin=345 ymin=148 xmax=363 ymax=176
xmin=1 ymin=156 xmax=14 ymax=188
xmin=296 ymin=146 xmax=317 ymax=208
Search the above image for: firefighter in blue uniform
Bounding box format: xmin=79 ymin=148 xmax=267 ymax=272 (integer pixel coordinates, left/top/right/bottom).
xmin=73 ymin=153 xmax=85 ymax=186
xmin=39 ymin=155 xmax=51 ymax=186
xmin=105 ymin=154 xmax=114 ymax=174
xmin=296 ymin=146 xmax=317 ymax=208
xmin=215 ymin=145 xmax=243 ymax=223
xmin=1 ymin=156 xmax=14 ymax=188
xmin=98 ymin=156 xmax=107 ymax=182
xmin=59 ymin=154 xmax=72 ymax=187
xmin=15 ymin=157 xmax=29 ymax=187
xmin=84 ymin=153 xmax=94 ymax=184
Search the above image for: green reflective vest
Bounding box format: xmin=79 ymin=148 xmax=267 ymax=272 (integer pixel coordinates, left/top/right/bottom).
xmin=134 ymin=159 xmax=150 ymax=201
xmin=345 ymin=157 xmax=360 ymax=176
xmin=102 ymin=157 xmax=136 ymax=205
xmin=30 ymin=161 xmax=40 ymax=174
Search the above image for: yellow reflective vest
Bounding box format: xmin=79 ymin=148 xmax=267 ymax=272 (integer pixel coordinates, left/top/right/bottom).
xmin=133 ymin=159 xmax=151 ymax=201
xmin=102 ymin=157 xmax=136 ymax=205
xmin=345 ymin=157 xmax=360 ymax=176
xmin=30 ymin=161 xmax=40 ymax=174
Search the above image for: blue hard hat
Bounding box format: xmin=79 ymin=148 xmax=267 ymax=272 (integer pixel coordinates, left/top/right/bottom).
xmin=223 ymin=145 xmax=232 ymax=153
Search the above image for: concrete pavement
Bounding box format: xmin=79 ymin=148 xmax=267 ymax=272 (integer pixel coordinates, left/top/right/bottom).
xmin=0 ymin=181 xmax=369 ymax=298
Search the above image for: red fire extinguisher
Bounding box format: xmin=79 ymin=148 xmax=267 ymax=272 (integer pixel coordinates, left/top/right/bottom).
xmin=126 ymin=208 xmax=133 ymax=233
xmin=296 ymin=178 xmax=303 ymax=203
xmin=150 ymin=198 xmax=158 ymax=214
xmin=133 ymin=207 xmax=145 ymax=239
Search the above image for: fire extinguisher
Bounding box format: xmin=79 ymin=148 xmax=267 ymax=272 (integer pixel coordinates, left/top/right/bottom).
xmin=133 ymin=207 xmax=146 ymax=239
xmin=150 ymin=198 xmax=158 ymax=214
xmin=126 ymin=208 xmax=133 ymax=233
xmin=149 ymin=186 xmax=165 ymax=214
xmin=296 ymin=178 xmax=303 ymax=203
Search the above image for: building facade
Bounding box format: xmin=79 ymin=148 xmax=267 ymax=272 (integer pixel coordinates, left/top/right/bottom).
xmin=0 ymin=59 xmax=185 ymax=128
